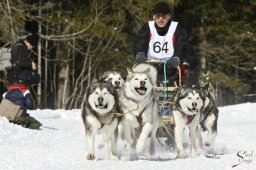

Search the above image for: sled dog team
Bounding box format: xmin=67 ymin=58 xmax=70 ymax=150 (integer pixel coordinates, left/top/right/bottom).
xmin=81 ymin=63 xmax=219 ymax=160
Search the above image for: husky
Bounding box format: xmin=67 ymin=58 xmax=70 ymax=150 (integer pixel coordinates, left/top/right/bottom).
xmin=119 ymin=63 xmax=162 ymax=156
xmin=100 ymin=71 xmax=125 ymax=91
xmin=198 ymin=83 xmax=219 ymax=148
xmin=81 ymin=79 xmax=119 ymax=160
xmin=172 ymin=86 xmax=205 ymax=158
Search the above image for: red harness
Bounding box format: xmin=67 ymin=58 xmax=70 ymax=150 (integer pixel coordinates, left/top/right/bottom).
xmin=186 ymin=115 xmax=195 ymax=124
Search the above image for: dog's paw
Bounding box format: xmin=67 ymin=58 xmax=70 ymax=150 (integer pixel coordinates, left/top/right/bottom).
xmin=86 ymin=154 xmax=95 ymax=160
xmin=204 ymin=142 xmax=211 ymax=147
xmin=190 ymin=151 xmax=198 ymax=158
xmin=130 ymin=152 xmax=139 ymax=161
xmin=149 ymin=146 xmax=155 ymax=155
xmin=176 ymin=152 xmax=184 ymax=159
xmin=177 ymin=155 xmax=184 ymax=159
xmin=111 ymin=153 xmax=119 ymax=161
xmin=190 ymin=147 xmax=198 ymax=158
xmin=136 ymin=141 xmax=144 ymax=153
xmin=97 ymin=142 xmax=105 ymax=149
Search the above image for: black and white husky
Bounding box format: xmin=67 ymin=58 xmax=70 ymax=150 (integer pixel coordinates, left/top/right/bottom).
xmin=100 ymin=71 xmax=125 ymax=91
xmin=81 ymin=79 xmax=119 ymax=160
xmin=172 ymin=86 xmax=205 ymax=159
xmin=198 ymin=83 xmax=219 ymax=148
xmin=119 ymin=63 xmax=162 ymax=156
xmin=172 ymin=84 xmax=219 ymax=158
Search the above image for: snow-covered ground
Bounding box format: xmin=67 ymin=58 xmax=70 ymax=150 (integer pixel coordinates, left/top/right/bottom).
xmin=0 ymin=103 xmax=256 ymax=170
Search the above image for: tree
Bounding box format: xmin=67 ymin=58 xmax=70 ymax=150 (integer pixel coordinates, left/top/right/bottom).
xmin=175 ymin=0 xmax=256 ymax=105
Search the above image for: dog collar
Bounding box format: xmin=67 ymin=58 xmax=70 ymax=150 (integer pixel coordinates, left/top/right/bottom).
xmin=173 ymin=105 xmax=196 ymax=124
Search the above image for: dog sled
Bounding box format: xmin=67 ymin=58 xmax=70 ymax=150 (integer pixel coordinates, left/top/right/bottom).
xmin=146 ymin=60 xmax=184 ymax=148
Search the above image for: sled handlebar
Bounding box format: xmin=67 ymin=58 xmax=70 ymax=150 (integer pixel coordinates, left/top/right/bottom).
xmin=145 ymin=60 xmax=182 ymax=87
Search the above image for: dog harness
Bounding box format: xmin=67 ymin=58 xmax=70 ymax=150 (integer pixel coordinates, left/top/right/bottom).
xmin=136 ymin=107 xmax=147 ymax=125
xmin=172 ymin=105 xmax=196 ymax=125
xmin=97 ymin=115 xmax=116 ymax=130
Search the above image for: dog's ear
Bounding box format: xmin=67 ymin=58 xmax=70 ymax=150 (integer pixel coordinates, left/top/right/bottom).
xmin=127 ymin=67 xmax=132 ymax=73
xmin=142 ymin=68 xmax=150 ymax=74
xmin=91 ymin=78 xmax=98 ymax=84
xmin=106 ymin=78 xmax=113 ymax=84
xmin=208 ymin=83 xmax=215 ymax=92
xmin=127 ymin=67 xmax=134 ymax=75
xmin=85 ymin=85 xmax=92 ymax=102
xmin=173 ymin=86 xmax=184 ymax=103
xmin=202 ymin=82 xmax=209 ymax=91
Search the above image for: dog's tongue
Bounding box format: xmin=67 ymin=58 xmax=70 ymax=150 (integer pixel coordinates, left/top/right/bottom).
xmin=138 ymin=89 xmax=146 ymax=95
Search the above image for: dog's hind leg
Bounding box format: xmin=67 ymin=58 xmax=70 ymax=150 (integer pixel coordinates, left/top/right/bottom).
xmin=86 ymin=129 xmax=96 ymax=160
xmin=136 ymin=122 xmax=153 ymax=153
xmin=204 ymin=114 xmax=218 ymax=147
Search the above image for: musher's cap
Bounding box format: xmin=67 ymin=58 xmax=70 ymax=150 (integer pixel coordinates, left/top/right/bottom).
xmin=153 ymin=2 xmax=171 ymax=15
xmin=26 ymin=34 xmax=39 ymax=47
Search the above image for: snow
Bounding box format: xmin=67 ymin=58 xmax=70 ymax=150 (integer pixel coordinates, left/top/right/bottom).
xmin=1 ymin=103 xmax=256 ymax=170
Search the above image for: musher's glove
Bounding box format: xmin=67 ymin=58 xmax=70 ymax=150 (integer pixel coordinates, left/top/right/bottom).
xmin=135 ymin=52 xmax=147 ymax=64
xmin=167 ymin=56 xmax=180 ymax=68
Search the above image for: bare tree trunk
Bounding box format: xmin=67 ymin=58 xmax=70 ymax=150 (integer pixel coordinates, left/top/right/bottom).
xmin=6 ymin=0 xmax=16 ymax=41
xmin=62 ymin=48 xmax=70 ymax=108
xmin=55 ymin=43 xmax=60 ymax=108
xmin=43 ymin=40 xmax=48 ymax=107
xmin=199 ymin=18 xmax=208 ymax=86
xmin=37 ymin=0 xmax=42 ymax=108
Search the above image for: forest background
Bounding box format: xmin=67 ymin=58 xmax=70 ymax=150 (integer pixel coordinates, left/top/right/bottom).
xmin=0 ymin=0 xmax=255 ymax=109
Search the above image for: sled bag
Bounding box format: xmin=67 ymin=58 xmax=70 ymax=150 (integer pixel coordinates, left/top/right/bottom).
xmin=0 ymin=99 xmax=23 ymax=121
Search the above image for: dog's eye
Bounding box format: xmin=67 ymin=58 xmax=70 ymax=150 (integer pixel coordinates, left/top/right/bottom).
xmin=188 ymin=97 xmax=192 ymax=99
xmin=95 ymin=92 xmax=99 ymax=95
xmin=197 ymin=97 xmax=199 ymax=100
xmin=118 ymin=77 xmax=121 ymax=80
xmin=103 ymin=92 xmax=108 ymax=95
xmin=135 ymin=78 xmax=138 ymax=80
xmin=144 ymin=78 xmax=147 ymax=81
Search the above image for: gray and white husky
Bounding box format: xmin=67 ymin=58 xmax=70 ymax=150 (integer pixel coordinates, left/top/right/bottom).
xmin=172 ymin=86 xmax=205 ymax=158
xmin=198 ymin=83 xmax=219 ymax=148
xmin=100 ymin=71 xmax=125 ymax=91
xmin=119 ymin=63 xmax=162 ymax=156
xmin=81 ymin=80 xmax=119 ymax=160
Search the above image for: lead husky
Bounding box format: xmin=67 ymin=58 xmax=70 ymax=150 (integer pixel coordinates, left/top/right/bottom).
xmin=81 ymin=80 xmax=119 ymax=160
xmin=119 ymin=63 xmax=162 ymax=156
xmin=172 ymin=86 xmax=205 ymax=158
xmin=100 ymin=71 xmax=125 ymax=91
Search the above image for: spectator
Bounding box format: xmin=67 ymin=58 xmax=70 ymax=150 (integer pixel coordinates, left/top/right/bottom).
xmin=7 ymin=34 xmax=40 ymax=86
xmin=3 ymin=82 xmax=42 ymax=129
xmin=3 ymin=34 xmax=41 ymax=129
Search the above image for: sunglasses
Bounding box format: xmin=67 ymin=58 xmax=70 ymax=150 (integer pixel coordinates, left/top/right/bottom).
xmin=153 ymin=14 xmax=170 ymax=20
